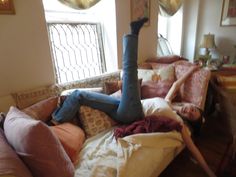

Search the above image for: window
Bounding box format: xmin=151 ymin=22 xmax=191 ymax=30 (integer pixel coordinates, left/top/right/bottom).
xmin=157 ymin=6 xmax=183 ymax=56
xmin=42 ymin=0 xmax=113 ymax=84
xmin=47 ymin=22 xmax=106 ymax=84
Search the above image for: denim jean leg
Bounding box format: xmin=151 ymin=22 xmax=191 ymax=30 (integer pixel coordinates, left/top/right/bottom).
xmin=78 ymin=90 xmax=121 ymax=121
xmin=52 ymin=90 xmax=81 ymax=123
xmin=52 ymin=90 xmax=121 ymax=123
xmin=117 ymin=35 xmax=144 ymax=124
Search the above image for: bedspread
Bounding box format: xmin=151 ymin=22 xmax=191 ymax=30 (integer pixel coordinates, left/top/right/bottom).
xmin=74 ymin=127 xmax=184 ymax=177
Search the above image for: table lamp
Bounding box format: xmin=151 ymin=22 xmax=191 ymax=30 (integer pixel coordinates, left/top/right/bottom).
xmin=200 ymin=33 xmax=216 ymax=57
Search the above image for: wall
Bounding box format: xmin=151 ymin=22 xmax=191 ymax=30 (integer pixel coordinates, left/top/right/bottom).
xmin=181 ymin=0 xmax=200 ymax=61
xmin=0 ymin=0 xmax=54 ymax=111
xmin=182 ymin=0 xmax=236 ymax=61
xmin=0 ymin=0 xmax=158 ymax=112
xmin=116 ymin=0 xmax=158 ymax=67
xmin=196 ymin=0 xmax=236 ymax=62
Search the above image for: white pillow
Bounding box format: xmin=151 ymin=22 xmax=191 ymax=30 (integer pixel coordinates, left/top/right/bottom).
xmin=137 ymin=69 xmax=155 ymax=82
xmin=137 ymin=65 xmax=175 ymax=83
xmin=153 ymin=65 xmax=175 ymax=81
xmin=141 ymin=97 xmax=183 ymax=123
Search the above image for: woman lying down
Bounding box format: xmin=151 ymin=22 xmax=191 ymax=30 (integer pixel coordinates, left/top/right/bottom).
xmin=51 ymin=18 xmax=216 ymax=177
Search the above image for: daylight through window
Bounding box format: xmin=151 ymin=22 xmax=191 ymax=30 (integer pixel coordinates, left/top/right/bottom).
xmin=47 ymin=23 xmax=106 ymax=84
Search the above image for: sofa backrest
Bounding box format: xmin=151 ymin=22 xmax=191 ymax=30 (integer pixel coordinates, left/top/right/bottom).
xmin=12 ymin=71 xmax=121 ymax=109
xmin=139 ymin=60 xmax=211 ymax=110
xmin=174 ymin=61 xmax=211 ymax=110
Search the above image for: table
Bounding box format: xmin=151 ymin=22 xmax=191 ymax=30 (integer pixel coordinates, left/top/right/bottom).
xmin=209 ymin=69 xmax=236 ymax=159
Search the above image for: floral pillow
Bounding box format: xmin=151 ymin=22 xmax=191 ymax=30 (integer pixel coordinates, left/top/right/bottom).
xmin=79 ymin=106 xmax=117 ymax=138
xmin=140 ymin=65 xmax=175 ymax=99
xmin=153 ymin=64 xmax=175 ymax=82
xmin=138 ymin=69 xmax=155 ymax=82
xmin=104 ymin=80 xmax=122 ymax=95
xmin=138 ymin=65 xmax=175 ymax=82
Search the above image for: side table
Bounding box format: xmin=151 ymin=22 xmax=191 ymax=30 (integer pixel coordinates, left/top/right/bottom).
xmin=210 ymin=69 xmax=236 ymax=160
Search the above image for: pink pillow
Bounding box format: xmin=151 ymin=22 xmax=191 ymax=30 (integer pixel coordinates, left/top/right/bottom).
xmin=0 ymin=129 xmax=33 ymax=177
xmin=22 ymin=96 xmax=59 ymax=122
xmin=141 ymin=81 xmax=173 ymax=99
xmin=50 ymin=123 xmax=85 ymax=165
xmin=4 ymin=107 xmax=74 ymax=177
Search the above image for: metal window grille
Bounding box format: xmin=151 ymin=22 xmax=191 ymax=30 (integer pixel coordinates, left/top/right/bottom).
xmin=47 ymin=23 xmax=106 ymax=84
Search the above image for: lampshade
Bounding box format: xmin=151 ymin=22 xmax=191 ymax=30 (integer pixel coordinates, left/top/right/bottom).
xmin=200 ymin=33 xmax=216 ymax=49
xmin=58 ymin=0 xmax=101 ymax=9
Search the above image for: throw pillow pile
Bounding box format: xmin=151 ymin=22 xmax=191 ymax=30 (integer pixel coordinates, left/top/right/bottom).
xmin=4 ymin=107 xmax=74 ymax=177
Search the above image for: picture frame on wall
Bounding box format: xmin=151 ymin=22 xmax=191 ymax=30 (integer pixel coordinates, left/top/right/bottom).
xmin=220 ymin=0 xmax=236 ymax=26
xmin=131 ymin=0 xmax=150 ymax=26
xmin=0 ymin=0 xmax=15 ymax=15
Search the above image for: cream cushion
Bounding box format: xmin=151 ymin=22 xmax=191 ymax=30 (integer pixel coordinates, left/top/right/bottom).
xmin=138 ymin=69 xmax=155 ymax=82
xmin=138 ymin=65 xmax=175 ymax=82
xmin=154 ymin=65 xmax=175 ymax=81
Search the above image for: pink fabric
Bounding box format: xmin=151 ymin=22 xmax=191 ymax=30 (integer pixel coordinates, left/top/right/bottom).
xmin=141 ymin=80 xmax=173 ymax=99
xmin=114 ymin=115 xmax=182 ymax=139
xmin=22 ymin=96 xmax=59 ymax=122
xmin=146 ymin=55 xmax=187 ymax=64
xmin=0 ymin=129 xmax=32 ymax=177
xmin=174 ymin=62 xmax=211 ymax=109
xmin=144 ymin=60 xmax=210 ymax=109
xmin=50 ymin=123 xmax=86 ymax=164
xmin=150 ymin=63 xmax=169 ymax=70
xmin=4 ymin=107 xmax=74 ymax=177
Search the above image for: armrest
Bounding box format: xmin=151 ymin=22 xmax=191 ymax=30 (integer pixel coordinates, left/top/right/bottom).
xmin=175 ymin=65 xmax=211 ymax=110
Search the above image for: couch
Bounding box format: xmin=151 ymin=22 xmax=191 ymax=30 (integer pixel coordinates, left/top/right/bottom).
xmin=0 ymin=57 xmax=211 ymax=177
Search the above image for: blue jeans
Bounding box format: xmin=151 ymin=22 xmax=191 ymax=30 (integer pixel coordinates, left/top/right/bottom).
xmin=52 ymin=34 xmax=144 ymax=124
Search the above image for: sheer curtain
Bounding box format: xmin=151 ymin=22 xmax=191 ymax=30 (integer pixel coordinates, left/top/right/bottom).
xmin=158 ymin=0 xmax=183 ymax=56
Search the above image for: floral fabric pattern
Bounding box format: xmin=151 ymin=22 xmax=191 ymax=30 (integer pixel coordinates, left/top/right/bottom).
xmin=79 ymin=106 xmax=117 ymax=138
xmin=174 ymin=61 xmax=211 ymax=109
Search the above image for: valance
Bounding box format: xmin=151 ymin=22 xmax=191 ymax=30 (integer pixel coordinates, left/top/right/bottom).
xmin=159 ymin=0 xmax=183 ymax=17
xmin=58 ymin=0 xmax=101 ymax=9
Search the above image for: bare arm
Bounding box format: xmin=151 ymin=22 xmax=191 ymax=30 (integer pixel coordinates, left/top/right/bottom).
xmin=165 ymin=65 xmax=198 ymax=103
xmin=181 ymin=123 xmax=217 ymax=177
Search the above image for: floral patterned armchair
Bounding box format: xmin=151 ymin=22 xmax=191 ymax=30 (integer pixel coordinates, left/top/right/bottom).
xmin=138 ymin=56 xmax=211 ymax=110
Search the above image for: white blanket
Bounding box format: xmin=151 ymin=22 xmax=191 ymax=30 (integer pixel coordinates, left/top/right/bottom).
xmin=75 ymin=97 xmax=186 ymax=177
xmin=74 ymin=128 xmax=184 ymax=177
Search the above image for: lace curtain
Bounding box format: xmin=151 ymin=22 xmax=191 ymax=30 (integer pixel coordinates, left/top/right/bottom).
xmin=159 ymin=0 xmax=183 ymax=17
